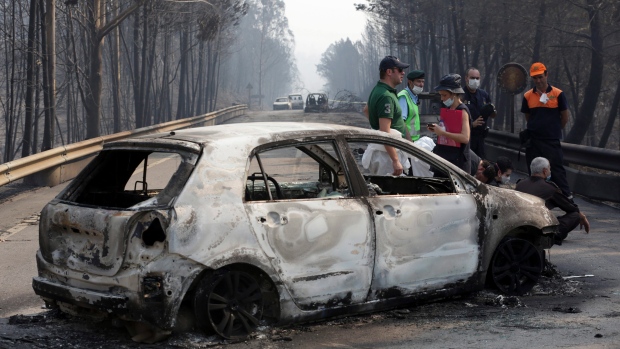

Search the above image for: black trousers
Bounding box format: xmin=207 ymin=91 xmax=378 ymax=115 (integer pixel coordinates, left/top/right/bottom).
xmin=470 ymin=132 xmax=486 ymax=159
xmin=526 ymin=138 xmax=571 ymax=197
xmin=557 ymin=211 xmax=580 ymax=241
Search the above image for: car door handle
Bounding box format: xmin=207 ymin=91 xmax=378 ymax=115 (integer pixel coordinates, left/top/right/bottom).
xmin=376 ymin=206 xmax=399 ymax=217
xmin=257 ymin=214 xmax=288 ymax=225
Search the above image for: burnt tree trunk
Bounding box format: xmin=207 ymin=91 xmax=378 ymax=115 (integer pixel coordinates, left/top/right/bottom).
xmin=22 ymin=0 xmax=39 ymax=158
xmin=565 ymin=0 xmax=604 ymax=144
xmin=598 ymin=79 xmax=620 ymax=148
xmin=39 ymin=0 xmax=52 ymax=151
xmin=176 ymin=29 xmax=188 ymax=119
xmin=531 ymin=0 xmax=546 ymax=63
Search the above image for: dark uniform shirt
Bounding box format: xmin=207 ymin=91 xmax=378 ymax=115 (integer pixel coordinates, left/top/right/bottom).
xmin=521 ymin=84 xmax=568 ymax=140
xmin=463 ymin=88 xmax=492 ymax=133
xmin=515 ymin=176 xmax=578 ymax=213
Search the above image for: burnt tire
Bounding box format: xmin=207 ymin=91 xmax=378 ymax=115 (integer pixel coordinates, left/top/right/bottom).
xmin=489 ymin=238 xmax=543 ymax=296
xmin=194 ymin=270 xmax=264 ymax=340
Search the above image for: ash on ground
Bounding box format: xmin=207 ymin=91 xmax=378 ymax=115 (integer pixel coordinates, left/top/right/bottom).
xmin=0 ymin=261 xmax=582 ymax=348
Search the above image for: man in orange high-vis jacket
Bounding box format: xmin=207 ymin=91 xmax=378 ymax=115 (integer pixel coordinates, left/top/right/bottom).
xmin=521 ymin=62 xmax=572 ymax=199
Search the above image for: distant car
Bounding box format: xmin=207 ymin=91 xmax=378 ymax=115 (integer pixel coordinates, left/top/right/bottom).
xmin=33 ymin=123 xmax=558 ymax=341
xmin=273 ymin=97 xmax=291 ymax=110
xmin=304 ymin=93 xmax=329 ymax=113
xmin=288 ymin=94 xmax=304 ymax=110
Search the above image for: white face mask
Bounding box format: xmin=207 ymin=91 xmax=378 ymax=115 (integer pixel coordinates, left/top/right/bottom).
xmin=468 ymin=79 xmax=480 ymax=90
xmin=412 ymin=85 xmax=423 ymax=95
xmin=443 ymin=97 xmax=454 ymax=108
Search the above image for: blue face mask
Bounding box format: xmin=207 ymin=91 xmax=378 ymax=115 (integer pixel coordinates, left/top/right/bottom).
xmin=545 ymin=173 xmax=552 ymax=181
xmin=443 ymin=97 xmax=454 ymax=108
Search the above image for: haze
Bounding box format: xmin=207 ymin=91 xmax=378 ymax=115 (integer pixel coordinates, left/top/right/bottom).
xmin=284 ymin=1 xmax=367 ymax=93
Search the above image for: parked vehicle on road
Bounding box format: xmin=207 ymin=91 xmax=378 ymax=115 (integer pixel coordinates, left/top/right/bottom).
xmin=33 ymin=122 xmax=558 ymax=342
xmin=288 ymin=94 xmax=304 ymax=110
xmin=304 ymin=93 xmax=329 ymax=113
xmin=273 ymin=97 xmax=291 ymax=110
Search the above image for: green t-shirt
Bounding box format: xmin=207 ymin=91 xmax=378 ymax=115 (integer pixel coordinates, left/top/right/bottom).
xmin=367 ymin=81 xmax=405 ymax=137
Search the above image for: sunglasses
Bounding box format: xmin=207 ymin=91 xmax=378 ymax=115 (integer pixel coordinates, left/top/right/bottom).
xmin=390 ymin=67 xmax=404 ymax=73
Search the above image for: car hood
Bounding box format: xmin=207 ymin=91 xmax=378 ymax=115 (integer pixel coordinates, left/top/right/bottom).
xmin=476 ymin=183 xmax=558 ymax=232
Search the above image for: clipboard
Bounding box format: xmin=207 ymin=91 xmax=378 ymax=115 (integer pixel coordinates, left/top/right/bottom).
xmin=437 ymin=108 xmax=462 ymax=147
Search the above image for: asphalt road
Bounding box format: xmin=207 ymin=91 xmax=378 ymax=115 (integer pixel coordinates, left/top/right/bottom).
xmin=1 ymin=109 xmax=619 ymax=349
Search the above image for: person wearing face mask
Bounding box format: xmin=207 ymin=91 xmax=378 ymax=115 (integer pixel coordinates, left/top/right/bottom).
xmin=427 ymin=74 xmax=471 ymax=173
xmin=493 ymin=156 xmax=513 ymax=186
xmin=463 ymin=67 xmax=495 ymax=159
xmin=397 ymin=70 xmax=425 ymax=142
xmin=521 ymin=62 xmax=572 ymax=200
xmin=516 ymin=157 xmax=589 ymax=245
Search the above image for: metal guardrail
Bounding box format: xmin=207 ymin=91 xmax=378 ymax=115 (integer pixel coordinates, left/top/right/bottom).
xmin=486 ymin=130 xmax=620 ymax=173
xmin=0 ymin=105 xmax=246 ymax=187
xmin=1 ymin=107 xmax=618 ymax=203
xmin=486 ymin=129 xmax=620 ymax=203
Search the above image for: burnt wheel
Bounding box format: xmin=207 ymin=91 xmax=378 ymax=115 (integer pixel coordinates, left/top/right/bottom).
xmin=490 ymin=238 xmax=543 ymax=296
xmin=194 ymin=270 xmax=264 ymax=339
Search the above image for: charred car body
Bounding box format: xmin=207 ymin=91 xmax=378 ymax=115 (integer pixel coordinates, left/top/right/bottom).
xmin=33 ymin=123 xmax=557 ymax=340
xmin=304 ymin=93 xmax=329 ymax=113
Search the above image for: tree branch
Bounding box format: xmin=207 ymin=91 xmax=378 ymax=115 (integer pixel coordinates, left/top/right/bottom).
xmin=98 ymin=1 xmax=144 ymax=40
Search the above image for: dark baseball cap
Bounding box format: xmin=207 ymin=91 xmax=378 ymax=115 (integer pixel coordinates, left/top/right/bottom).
xmin=407 ymin=70 xmax=425 ymax=80
xmin=434 ymin=74 xmax=465 ymax=94
xmin=379 ymin=56 xmax=410 ymax=71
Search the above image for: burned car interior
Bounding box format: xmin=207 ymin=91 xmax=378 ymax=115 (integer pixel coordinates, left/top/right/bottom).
xmin=245 ymin=142 xmax=349 ymax=201
xmin=348 ymin=140 xmax=456 ymax=196
xmin=244 ymin=140 xmax=456 ymax=201
xmin=62 ymin=149 xmax=197 ymax=209
xmin=363 ymin=175 xmax=454 ymax=195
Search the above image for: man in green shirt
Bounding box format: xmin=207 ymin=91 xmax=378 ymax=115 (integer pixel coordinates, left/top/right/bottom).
xmin=366 ymin=55 xmax=409 ymax=175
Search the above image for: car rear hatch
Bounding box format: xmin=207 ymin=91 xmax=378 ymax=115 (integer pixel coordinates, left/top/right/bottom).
xmin=38 ymin=138 xmax=201 ymax=276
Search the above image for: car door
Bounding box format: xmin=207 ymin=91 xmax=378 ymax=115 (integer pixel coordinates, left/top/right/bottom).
xmin=243 ymin=141 xmax=374 ymax=310
xmin=345 ymin=138 xmax=480 ymax=299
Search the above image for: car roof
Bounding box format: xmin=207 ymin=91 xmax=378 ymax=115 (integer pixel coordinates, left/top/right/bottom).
xmin=105 ymin=123 xmax=405 ymax=172
xmin=122 ymin=122 xmax=392 ymax=147
xmin=176 ymin=122 xmax=386 ymax=144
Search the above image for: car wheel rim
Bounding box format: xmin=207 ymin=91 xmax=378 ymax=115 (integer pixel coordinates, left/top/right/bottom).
xmin=491 ymin=238 xmax=542 ymax=296
xmin=199 ymin=271 xmax=264 ymax=339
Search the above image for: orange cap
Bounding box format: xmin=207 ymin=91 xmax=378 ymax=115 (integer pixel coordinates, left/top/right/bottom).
xmin=530 ymin=62 xmax=546 ymax=76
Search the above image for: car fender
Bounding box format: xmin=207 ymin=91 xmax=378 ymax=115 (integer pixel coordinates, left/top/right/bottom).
xmin=474 ymin=185 xmax=558 ymax=276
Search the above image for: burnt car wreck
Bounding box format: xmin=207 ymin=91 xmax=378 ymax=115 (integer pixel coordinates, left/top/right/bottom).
xmin=33 ymin=123 xmax=558 ymax=341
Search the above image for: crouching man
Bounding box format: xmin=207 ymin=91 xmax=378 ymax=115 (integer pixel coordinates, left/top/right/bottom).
xmin=516 ymin=157 xmax=590 ymax=245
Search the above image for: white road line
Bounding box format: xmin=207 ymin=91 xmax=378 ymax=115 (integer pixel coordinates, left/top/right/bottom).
xmin=0 ymin=213 xmax=39 ymax=242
